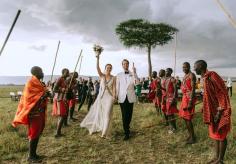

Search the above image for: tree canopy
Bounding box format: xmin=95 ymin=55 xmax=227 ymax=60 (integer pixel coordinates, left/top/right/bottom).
xmin=116 ymin=19 xmax=178 ymax=77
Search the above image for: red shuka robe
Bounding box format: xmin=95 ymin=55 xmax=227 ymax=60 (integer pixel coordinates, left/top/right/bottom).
xmin=52 ymin=77 xmax=68 ymax=117
xmin=68 ymin=79 xmax=77 ymax=108
xmin=149 ymin=78 xmax=162 ymax=107
xmin=161 ymin=78 xmax=167 ymax=113
xmin=179 ymin=74 xmax=196 ymax=120
xmin=162 ymin=77 xmax=178 ymax=115
xmin=12 ymin=76 xmax=47 ymax=139
xmin=203 ymin=71 xmax=231 ymax=140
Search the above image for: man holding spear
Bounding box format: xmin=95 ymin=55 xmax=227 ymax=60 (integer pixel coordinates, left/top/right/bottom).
xmin=67 ymin=72 xmax=79 ymax=121
xmin=52 ymin=68 xmax=70 ymax=138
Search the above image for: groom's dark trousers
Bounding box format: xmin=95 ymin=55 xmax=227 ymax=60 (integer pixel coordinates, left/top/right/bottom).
xmin=119 ymin=96 xmax=133 ymax=136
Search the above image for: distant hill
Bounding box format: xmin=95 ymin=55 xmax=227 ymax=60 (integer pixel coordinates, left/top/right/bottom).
xmin=0 ymin=75 xmax=99 ymax=85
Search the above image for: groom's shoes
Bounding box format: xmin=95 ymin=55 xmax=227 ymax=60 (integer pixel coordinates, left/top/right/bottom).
xmin=123 ymin=135 xmax=130 ymax=141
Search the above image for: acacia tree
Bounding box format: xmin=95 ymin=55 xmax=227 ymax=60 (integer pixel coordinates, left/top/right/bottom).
xmin=116 ymin=19 xmax=178 ymax=78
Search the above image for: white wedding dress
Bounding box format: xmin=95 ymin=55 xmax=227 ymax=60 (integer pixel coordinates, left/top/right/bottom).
xmin=80 ymin=76 xmax=114 ymax=136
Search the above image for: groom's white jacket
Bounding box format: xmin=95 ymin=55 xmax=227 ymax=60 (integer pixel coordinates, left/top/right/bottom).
xmin=116 ymin=71 xmax=138 ymax=103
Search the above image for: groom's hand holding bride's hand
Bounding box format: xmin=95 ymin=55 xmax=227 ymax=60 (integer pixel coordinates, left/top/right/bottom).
xmin=112 ymin=96 xmax=117 ymax=103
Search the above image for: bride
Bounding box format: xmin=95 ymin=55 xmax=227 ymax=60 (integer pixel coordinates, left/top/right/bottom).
xmin=80 ymin=46 xmax=116 ymax=138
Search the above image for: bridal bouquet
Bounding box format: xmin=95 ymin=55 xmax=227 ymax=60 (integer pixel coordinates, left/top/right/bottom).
xmin=93 ymin=44 xmax=104 ymax=57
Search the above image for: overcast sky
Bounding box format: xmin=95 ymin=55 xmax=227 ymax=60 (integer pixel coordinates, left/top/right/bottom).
xmin=0 ymin=0 xmax=236 ymax=78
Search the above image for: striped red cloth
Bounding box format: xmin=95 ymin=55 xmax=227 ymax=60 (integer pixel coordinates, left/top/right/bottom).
xmin=202 ymin=71 xmax=231 ymax=134
xmin=149 ymin=78 xmax=162 ymax=107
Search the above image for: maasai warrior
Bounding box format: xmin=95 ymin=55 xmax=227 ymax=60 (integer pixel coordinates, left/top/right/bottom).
xmin=179 ymin=62 xmax=197 ymax=144
xmin=67 ymin=72 xmax=78 ymax=121
xmin=163 ymin=68 xmax=178 ymax=133
xmin=149 ymin=71 xmax=162 ymax=115
xmin=194 ymin=60 xmax=231 ymax=164
xmin=52 ymin=68 xmax=70 ymax=138
xmin=159 ymin=69 xmax=168 ymax=124
xmin=12 ymin=66 xmax=49 ymax=163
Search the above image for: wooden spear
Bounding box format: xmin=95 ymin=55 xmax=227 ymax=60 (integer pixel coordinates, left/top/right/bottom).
xmin=173 ymin=32 xmax=177 ymax=77
xmin=68 ymin=49 xmax=83 ymax=88
xmin=50 ymin=41 xmax=61 ymax=82
xmin=78 ymin=55 xmax=83 ymax=76
xmin=214 ymin=0 xmax=236 ymax=29
xmin=0 ymin=10 xmax=21 ymax=56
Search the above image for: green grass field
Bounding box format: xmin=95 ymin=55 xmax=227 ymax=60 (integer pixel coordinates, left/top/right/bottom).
xmin=0 ymin=84 xmax=235 ymax=164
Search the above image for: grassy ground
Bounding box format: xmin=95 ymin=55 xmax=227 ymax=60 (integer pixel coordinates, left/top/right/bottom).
xmin=0 ymin=84 xmax=235 ymax=164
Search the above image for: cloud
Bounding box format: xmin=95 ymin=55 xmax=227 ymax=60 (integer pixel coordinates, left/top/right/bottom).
xmin=148 ymin=0 xmax=236 ymax=69
xmin=10 ymin=0 xmax=151 ymax=46
xmin=29 ymin=45 xmax=47 ymax=51
xmin=0 ymin=0 xmax=236 ymax=76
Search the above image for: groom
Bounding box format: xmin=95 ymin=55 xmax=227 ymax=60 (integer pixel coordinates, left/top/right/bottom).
xmin=116 ymin=59 xmax=138 ymax=140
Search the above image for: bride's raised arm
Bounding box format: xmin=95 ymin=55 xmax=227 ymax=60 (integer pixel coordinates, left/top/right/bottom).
xmin=96 ymin=55 xmax=105 ymax=78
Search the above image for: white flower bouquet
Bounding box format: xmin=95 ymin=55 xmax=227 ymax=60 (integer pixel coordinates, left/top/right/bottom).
xmin=93 ymin=44 xmax=104 ymax=57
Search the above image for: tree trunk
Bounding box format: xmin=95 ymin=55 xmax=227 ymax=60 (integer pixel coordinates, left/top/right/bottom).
xmin=147 ymin=46 xmax=152 ymax=79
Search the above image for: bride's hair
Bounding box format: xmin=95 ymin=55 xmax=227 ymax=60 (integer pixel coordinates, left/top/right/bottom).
xmin=105 ymin=64 xmax=112 ymax=69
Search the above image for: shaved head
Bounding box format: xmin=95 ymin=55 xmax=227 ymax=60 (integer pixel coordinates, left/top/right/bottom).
xmin=183 ymin=62 xmax=191 ymax=74
xmin=165 ymin=68 xmax=173 ymax=77
xmin=152 ymin=71 xmax=157 ymax=78
xmin=31 ymin=66 xmax=44 ymax=79
xmin=71 ymin=72 xmax=78 ymax=79
xmin=62 ymin=68 xmax=70 ymax=78
xmin=194 ymin=60 xmax=207 ymax=70
xmin=194 ymin=60 xmax=207 ymax=75
xmin=159 ymin=69 xmax=165 ymax=77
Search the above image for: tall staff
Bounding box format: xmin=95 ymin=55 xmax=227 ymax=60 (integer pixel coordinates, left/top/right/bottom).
xmin=78 ymin=55 xmax=83 ymax=76
xmin=50 ymin=41 xmax=61 ymax=82
xmin=214 ymin=0 xmax=236 ymax=29
xmin=0 ymin=10 xmax=21 ymax=56
xmin=173 ymin=32 xmax=177 ymax=77
xmin=69 ymin=49 xmax=83 ymax=88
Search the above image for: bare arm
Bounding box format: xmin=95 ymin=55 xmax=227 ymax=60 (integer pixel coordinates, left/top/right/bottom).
xmin=171 ymin=78 xmax=178 ymax=99
xmin=53 ymin=79 xmax=61 ymax=93
xmin=190 ymin=73 xmax=196 ymax=101
xmin=96 ymin=56 xmax=105 ymax=78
